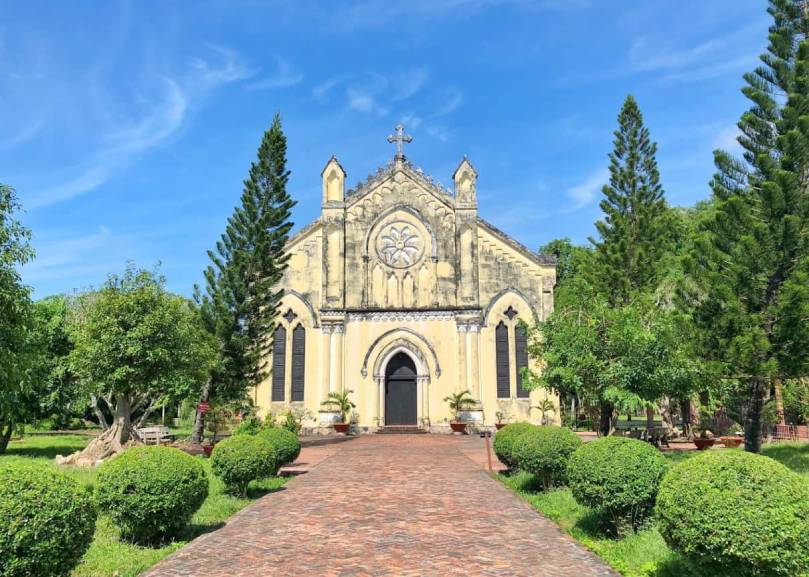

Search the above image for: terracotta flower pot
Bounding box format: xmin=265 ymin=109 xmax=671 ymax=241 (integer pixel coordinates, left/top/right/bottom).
xmin=449 ymin=422 xmax=468 ymax=434
xmin=694 ymin=438 xmax=716 ymax=450
xmin=495 ymin=423 xmax=507 ymax=430
xmin=720 ymin=436 xmax=744 ymax=448
xmin=333 ymin=422 xmax=350 ymax=434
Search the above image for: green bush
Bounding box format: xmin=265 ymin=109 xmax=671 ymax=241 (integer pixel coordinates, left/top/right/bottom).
xmin=210 ymin=435 xmax=277 ymax=496
xmin=493 ymin=422 xmax=536 ymax=470
xmin=232 ymin=415 xmax=263 ymax=436
xmin=514 ymin=426 xmax=582 ymax=490
xmin=95 ymin=446 xmax=208 ymax=545
xmin=567 ymin=436 xmax=667 ymax=533
xmin=257 ymin=426 xmax=301 ymax=466
xmin=656 ymin=450 xmax=809 ymax=577
xmin=0 ymin=463 xmax=96 ymax=577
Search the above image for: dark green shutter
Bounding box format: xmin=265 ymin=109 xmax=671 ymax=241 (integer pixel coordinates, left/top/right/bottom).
xmin=495 ymin=321 xmax=510 ymax=398
xmin=515 ymin=324 xmax=529 ymax=398
xmin=291 ymin=325 xmax=305 ymax=402
xmin=271 ymin=325 xmax=286 ymax=402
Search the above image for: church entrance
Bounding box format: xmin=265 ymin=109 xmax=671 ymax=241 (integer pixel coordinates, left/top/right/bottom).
xmin=385 ymin=352 xmax=418 ymax=426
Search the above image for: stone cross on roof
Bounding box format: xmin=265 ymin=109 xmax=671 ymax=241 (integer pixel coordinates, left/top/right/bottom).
xmin=387 ymin=124 xmax=413 ymax=161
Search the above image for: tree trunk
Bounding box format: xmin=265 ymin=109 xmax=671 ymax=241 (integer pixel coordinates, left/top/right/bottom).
xmin=90 ymin=394 xmax=112 ymax=431
xmin=773 ymin=377 xmax=786 ymax=425
xmin=680 ymin=398 xmax=693 ymax=439
xmin=646 ymin=406 xmax=655 ymax=437
xmin=191 ymin=378 xmax=212 ymax=444
xmin=659 ymin=396 xmax=673 ymax=431
xmin=745 ymin=377 xmax=766 ymax=453
xmin=56 ymin=394 xmax=138 ymax=466
xmin=599 ymin=401 xmax=614 ymax=436
xmin=0 ymin=421 xmax=13 ymax=455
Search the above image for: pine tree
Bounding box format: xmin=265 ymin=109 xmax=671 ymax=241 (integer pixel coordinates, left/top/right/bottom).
xmin=590 ymin=95 xmax=670 ymax=306
xmin=192 ymin=114 xmax=295 ymax=442
xmin=694 ymin=0 xmax=809 ymax=452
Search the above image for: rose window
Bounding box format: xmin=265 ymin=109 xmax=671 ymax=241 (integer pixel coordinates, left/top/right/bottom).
xmin=376 ymin=223 xmax=424 ymax=268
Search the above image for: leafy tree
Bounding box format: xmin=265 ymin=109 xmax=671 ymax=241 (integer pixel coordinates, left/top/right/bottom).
xmin=589 ymin=95 xmax=672 ymax=306
xmin=30 ymin=295 xmax=85 ymax=429
xmin=0 ymin=184 xmax=35 ymax=454
xmin=538 ymin=238 xmax=592 ymax=291
xmin=691 ymin=0 xmax=809 ymax=452
xmin=59 ymin=266 xmax=216 ymax=465
xmin=192 ymin=114 xmax=295 ymax=442
xmin=528 ymin=279 xmax=702 ymax=436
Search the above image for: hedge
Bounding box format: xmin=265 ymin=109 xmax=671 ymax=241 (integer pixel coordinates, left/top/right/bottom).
xmin=567 ymin=436 xmax=667 ymax=533
xmin=514 ymin=425 xmax=582 ymax=490
xmin=0 ymin=463 xmax=97 ymax=577
xmin=257 ymin=427 xmax=301 ymax=466
xmin=656 ymin=450 xmax=809 ymax=576
xmin=95 ymin=446 xmax=208 ymax=544
xmin=210 ymin=435 xmax=277 ymax=496
xmin=493 ymin=422 xmax=536 ymax=470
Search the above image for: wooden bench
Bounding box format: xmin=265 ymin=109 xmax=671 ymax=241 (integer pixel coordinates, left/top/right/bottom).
xmin=137 ymin=426 xmax=171 ymax=445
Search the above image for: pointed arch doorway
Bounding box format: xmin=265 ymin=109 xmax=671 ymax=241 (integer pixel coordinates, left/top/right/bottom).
xmin=385 ymin=352 xmax=418 ymax=426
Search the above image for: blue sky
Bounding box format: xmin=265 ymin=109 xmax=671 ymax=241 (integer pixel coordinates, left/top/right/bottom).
xmin=1 ymin=0 xmax=768 ymax=298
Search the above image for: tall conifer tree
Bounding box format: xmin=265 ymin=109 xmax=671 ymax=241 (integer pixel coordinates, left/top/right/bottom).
xmin=590 ymin=95 xmax=670 ymax=306
xmin=693 ymin=0 xmax=809 ymax=452
xmin=193 ymin=114 xmax=295 ymax=441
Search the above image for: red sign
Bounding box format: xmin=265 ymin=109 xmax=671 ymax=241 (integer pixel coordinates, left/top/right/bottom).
xmin=197 ymin=402 xmax=210 ymax=414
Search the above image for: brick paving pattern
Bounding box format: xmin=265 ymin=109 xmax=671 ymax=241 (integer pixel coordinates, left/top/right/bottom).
xmin=143 ymin=435 xmax=619 ymax=577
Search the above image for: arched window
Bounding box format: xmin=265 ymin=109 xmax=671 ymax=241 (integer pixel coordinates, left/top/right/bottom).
xmin=515 ymin=324 xmax=529 ymax=398
xmin=291 ymin=324 xmax=306 ymax=402
xmin=271 ymin=325 xmax=286 ymax=402
xmin=495 ymin=321 xmax=510 ymax=398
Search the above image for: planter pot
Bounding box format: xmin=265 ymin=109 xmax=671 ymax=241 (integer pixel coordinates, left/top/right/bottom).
xmin=495 ymin=423 xmax=507 ymax=430
xmin=720 ymin=436 xmax=744 ymax=448
xmin=333 ymin=422 xmax=350 ymax=434
xmin=202 ymin=445 xmax=213 ymax=457
xmin=694 ymin=438 xmax=716 ymax=450
xmin=449 ymin=422 xmax=468 ymax=434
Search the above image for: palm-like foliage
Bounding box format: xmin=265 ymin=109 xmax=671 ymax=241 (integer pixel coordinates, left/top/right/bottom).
xmin=443 ymin=390 xmax=477 ymax=422
xmin=321 ymin=390 xmax=356 ymax=423
xmin=532 ymin=399 xmax=556 ymax=424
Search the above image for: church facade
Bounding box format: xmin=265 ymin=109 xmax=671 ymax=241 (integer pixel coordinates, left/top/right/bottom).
xmin=254 ymin=126 xmax=558 ymax=432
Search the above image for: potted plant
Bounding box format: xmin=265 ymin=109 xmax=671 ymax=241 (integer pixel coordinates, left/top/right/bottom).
xmin=719 ymin=435 xmax=744 ymax=448
xmin=444 ymin=390 xmax=477 ymax=434
xmin=495 ymin=410 xmax=508 ymax=430
xmin=532 ymin=399 xmax=556 ymax=425
xmin=321 ymin=390 xmax=356 ymax=434
xmin=694 ymin=427 xmax=716 ymax=450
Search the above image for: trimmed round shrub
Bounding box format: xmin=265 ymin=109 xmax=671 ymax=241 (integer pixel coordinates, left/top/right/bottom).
xmin=493 ymin=422 xmax=536 ymax=470
xmin=567 ymin=437 xmax=667 ymax=533
xmin=514 ymin=426 xmax=582 ymax=490
xmin=257 ymin=427 xmax=301 ymax=466
xmin=210 ymin=435 xmax=277 ymax=496
xmin=0 ymin=463 xmax=96 ymax=577
xmin=95 ymin=446 xmax=208 ymax=544
xmin=656 ymin=450 xmax=809 ymax=577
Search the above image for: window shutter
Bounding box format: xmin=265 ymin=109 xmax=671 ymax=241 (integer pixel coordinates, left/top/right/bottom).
xmin=495 ymin=321 xmax=510 ymax=398
xmin=291 ymin=325 xmax=306 ymax=402
xmin=515 ymin=324 xmax=529 ymax=398
xmin=271 ymin=325 xmax=286 ymax=402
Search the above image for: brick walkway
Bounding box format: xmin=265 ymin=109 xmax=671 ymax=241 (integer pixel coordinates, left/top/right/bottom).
xmin=143 ymin=435 xmax=618 ymax=577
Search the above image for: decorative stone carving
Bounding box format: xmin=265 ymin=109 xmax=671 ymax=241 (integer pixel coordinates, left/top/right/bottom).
xmin=376 ymin=222 xmax=424 ymax=268
xmin=347 ymin=311 xmax=456 ymax=322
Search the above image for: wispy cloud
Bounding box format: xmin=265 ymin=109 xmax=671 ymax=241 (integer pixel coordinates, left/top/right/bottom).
xmin=0 ymin=115 xmax=46 ymax=151
xmin=566 ymin=168 xmax=608 ymax=211
xmin=335 ymin=0 xmax=588 ymax=30
xmin=23 ymin=226 xmax=119 ymax=285
xmin=340 ymin=68 xmax=429 ymax=117
xmin=27 ymin=48 xmax=253 ymax=210
xmin=624 ymin=21 xmax=764 ymax=84
xmin=434 ymin=87 xmax=464 ymax=116
xmin=247 ymin=55 xmax=303 ymax=90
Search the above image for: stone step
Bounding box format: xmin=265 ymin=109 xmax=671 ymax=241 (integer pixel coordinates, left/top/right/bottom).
xmin=376 ymin=426 xmax=429 ymax=435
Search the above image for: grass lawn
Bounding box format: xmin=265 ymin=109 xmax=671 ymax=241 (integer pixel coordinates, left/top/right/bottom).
xmin=500 ymin=442 xmax=809 ymax=577
xmin=2 ymin=434 xmax=288 ymax=577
